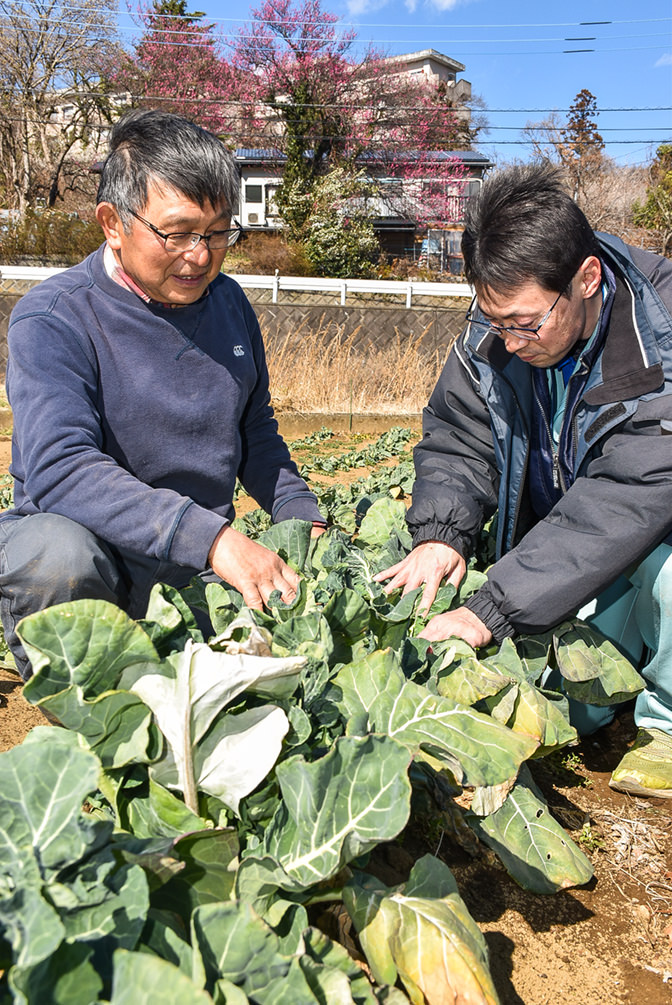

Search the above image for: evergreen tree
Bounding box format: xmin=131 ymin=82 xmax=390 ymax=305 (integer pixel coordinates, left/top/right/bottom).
xmin=633 ymin=145 xmax=672 ymax=256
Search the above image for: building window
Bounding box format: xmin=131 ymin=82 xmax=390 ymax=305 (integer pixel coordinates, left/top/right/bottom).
xmin=422 ymin=181 xmax=450 ymax=197
xmin=379 ymin=178 xmax=403 ymax=196
xmin=245 ymin=184 xmax=263 ymax=204
xmin=266 ymin=185 xmax=279 ymax=216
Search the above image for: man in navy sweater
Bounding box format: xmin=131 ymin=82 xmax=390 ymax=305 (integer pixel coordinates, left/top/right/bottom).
xmin=0 ymin=110 xmax=325 ymax=679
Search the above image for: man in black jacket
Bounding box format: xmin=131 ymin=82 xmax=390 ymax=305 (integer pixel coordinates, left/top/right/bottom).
xmin=377 ymin=163 xmax=672 ymax=798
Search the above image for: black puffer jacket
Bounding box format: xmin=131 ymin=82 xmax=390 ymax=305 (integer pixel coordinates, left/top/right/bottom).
xmin=407 ymin=234 xmax=672 ymax=640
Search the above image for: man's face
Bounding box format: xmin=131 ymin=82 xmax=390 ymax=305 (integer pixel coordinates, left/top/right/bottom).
xmin=475 ymin=257 xmax=602 ymax=368
xmin=97 ymin=181 xmax=230 ymax=305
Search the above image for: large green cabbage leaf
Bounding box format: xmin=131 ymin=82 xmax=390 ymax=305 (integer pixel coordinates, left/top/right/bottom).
xmin=237 ymin=734 xmax=412 ymax=910
xmin=0 ymin=728 xmax=148 ymax=999
xmin=333 ymin=649 xmax=538 ymax=786
xmin=468 ymin=767 xmax=594 ymax=894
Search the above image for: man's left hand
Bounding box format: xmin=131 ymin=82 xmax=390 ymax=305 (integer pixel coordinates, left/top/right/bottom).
xmin=419 ymin=606 xmax=492 ymax=648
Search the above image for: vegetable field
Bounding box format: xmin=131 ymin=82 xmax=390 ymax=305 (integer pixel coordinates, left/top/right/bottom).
xmin=0 ymin=426 xmax=671 ymax=1004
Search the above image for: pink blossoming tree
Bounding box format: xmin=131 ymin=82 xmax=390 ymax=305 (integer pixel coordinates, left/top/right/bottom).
xmin=115 ymin=0 xmax=235 ymax=136
xmin=227 ymin=2 xmax=479 ymax=234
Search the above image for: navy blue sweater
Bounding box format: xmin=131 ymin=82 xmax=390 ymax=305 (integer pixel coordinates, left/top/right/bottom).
xmin=5 ymin=245 xmax=322 ymax=570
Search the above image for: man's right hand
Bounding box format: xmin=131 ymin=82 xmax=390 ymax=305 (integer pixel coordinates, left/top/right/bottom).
xmin=208 ymin=525 xmax=299 ymax=610
xmin=373 ymin=540 xmax=466 ymax=614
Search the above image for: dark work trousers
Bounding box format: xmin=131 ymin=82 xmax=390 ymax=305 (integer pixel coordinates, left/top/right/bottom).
xmin=0 ymin=512 xmax=209 ymax=680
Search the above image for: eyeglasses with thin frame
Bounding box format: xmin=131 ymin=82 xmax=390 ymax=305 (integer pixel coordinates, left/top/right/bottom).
xmin=129 ymin=210 xmax=243 ymax=252
xmin=465 ymin=288 xmax=564 ymax=342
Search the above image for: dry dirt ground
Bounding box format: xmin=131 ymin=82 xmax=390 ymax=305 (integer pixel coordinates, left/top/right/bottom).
xmin=1 ymin=433 xmax=671 ymax=1005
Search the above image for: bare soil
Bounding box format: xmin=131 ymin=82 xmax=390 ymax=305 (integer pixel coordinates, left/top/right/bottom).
xmin=450 ymin=717 xmax=672 ymax=1005
xmin=1 ymin=431 xmax=671 ymax=1004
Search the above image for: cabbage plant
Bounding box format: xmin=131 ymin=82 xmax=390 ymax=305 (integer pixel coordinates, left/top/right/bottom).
xmin=0 ymin=500 xmax=644 ymax=1004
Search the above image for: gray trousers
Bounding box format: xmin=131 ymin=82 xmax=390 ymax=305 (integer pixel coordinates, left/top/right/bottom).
xmin=0 ymin=513 xmax=205 ymax=680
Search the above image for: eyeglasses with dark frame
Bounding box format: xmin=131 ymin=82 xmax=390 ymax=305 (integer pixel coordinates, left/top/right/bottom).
xmin=465 ymin=288 xmax=564 ymax=342
xmin=129 ymin=210 xmax=243 ymax=252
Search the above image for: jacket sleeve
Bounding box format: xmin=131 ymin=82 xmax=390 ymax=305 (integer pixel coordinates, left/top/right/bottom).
xmin=407 ymin=335 xmax=500 ymax=559
xmin=236 ymin=299 xmax=323 ymax=524
xmin=465 ymin=396 xmax=672 ymax=639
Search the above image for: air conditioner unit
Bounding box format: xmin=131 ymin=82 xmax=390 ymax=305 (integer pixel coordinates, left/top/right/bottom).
xmin=248 ymin=213 xmax=259 ymax=224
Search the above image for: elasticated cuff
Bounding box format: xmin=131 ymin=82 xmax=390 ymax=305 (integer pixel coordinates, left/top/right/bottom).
xmin=463 ymin=588 xmax=515 ymax=642
xmin=409 ymin=521 xmax=469 ymax=560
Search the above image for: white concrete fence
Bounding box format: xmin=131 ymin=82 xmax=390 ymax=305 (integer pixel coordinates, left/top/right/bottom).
xmin=0 ymin=266 xmax=473 ymax=308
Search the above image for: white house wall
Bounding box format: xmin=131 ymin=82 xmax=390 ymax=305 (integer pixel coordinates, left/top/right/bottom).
xmin=240 ymin=170 xmax=283 ymax=228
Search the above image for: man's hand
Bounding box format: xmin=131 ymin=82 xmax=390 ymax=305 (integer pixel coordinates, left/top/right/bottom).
xmin=208 ymin=525 xmax=299 ymax=610
xmin=419 ymin=606 xmax=492 ymax=648
xmin=373 ymin=540 xmax=466 ymax=613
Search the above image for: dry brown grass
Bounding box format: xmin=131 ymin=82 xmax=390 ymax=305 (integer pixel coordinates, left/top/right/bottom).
xmin=264 ymin=318 xmax=449 ymax=414
xmin=226 ymin=233 xmax=314 ymax=276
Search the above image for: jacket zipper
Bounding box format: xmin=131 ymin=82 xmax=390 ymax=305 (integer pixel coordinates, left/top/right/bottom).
xmin=467 ymin=340 xmax=532 ymax=553
xmin=564 ymin=361 xmax=589 ymax=481
xmin=532 ymin=379 xmax=567 ymax=493
xmin=487 ymin=360 xmax=530 ymax=553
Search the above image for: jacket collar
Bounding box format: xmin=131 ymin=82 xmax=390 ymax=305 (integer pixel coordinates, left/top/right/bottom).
xmin=584 ymin=236 xmax=666 ymax=405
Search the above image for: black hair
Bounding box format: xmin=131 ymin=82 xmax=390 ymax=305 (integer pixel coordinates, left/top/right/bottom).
xmin=461 ymin=162 xmax=600 ymax=297
xmin=96 ymin=109 xmax=239 ymax=228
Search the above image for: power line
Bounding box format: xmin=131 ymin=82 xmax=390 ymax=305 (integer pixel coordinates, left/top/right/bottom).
xmin=14 ymin=20 xmax=670 ymax=53
xmin=485 ymin=107 xmax=671 ymax=113
xmin=8 ymin=1 xmax=669 ymax=31
xmin=3 ymin=6 xmax=671 ymax=51
xmin=3 ymin=0 xmax=671 ymax=59
xmin=3 ymin=111 xmax=666 ymax=147
xmin=0 ymin=6 xmax=667 ymax=155
xmin=38 ymin=27 xmax=672 ymax=56
xmin=1 ymin=85 xmax=669 ymax=116
xmin=104 ymin=22 xmax=672 ymax=45
xmin=10 ymin=29 xmax=666 ymax=58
